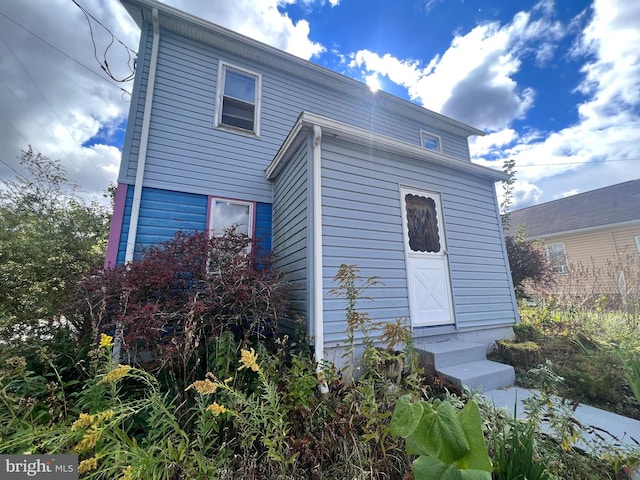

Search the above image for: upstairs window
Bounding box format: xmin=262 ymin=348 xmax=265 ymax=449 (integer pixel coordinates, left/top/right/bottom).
xmin=546 ymin=242 xmax=569 ymax=274
xmin=216 ymin=63 xmax=261 ymax=135
xmin=421 ymin=131 xmax=442 ymax=152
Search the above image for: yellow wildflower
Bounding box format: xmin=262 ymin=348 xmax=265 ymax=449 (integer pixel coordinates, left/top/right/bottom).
xmin=119 ymin=465 xmax=133 ymax=480
xmin=71 ymin=410 xmax=114 ymax=431
xmin=186 ymin=379 xmax=220 ymax=395
xmin=99 ymin=333 xmax=113 ymax=349
xmin=238 ymin=348 xmax=260 ymax=372
xmin=206 ymin=402 xmax=228 ymax=416
xmin=224 ymin=377 xmax=233 ymax=384
xmin=78 ymin=456 xmax=99 ymax=474
xmin=73 ymin=427 xmax=100 ymax=453
xmin=98 ymin=365 xmax=131 ymax=384
xmin=71 ymin=413 xmax=95 ymax=431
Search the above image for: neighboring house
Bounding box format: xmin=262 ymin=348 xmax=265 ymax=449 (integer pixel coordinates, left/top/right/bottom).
xmin=508 ymin=179 xmax=640 ymax=302
xmin=105 ymin=0 xmax=518 ymax=386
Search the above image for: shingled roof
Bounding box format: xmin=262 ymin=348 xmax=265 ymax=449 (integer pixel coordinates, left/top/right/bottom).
xmin=508 ymin=179 xmax=640 ymax=238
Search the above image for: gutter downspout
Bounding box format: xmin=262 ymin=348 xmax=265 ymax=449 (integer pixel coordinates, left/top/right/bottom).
xmin=125 ymin=8 xmax=160 ymax=263
xmin=312 ymin=125 xmax=329 ymax=394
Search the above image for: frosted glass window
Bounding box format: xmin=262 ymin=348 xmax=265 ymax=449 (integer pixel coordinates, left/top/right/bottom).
xmin=405 ymin=194 xmax=441 ymax=253
xmin=211 ymin=199 xmax=253 ymax=237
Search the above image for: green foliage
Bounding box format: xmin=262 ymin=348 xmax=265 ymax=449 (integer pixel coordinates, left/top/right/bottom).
xmin=390 ymin=395 xmax=492 ymax=479
xmin=504 ymin=233 xmax=554 ymax=298
xmin=492 ymin=415 xmax=550 ymax=480
xmin=0 ymin=147 xmax=110 ymax=347
xmin=623 ymin=354 xmax=640 ymax=406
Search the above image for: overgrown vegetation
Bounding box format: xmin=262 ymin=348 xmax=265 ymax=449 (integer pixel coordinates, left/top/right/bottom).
xmin=494 ymin=300 xmax=640 ymax=421
xmin=0 ymin=148 xmax=111 ymax=345
xmin=1 ymin=153 xmax=638 ymax=478
xmin=500 ymin=159 xmax=554 ymax=298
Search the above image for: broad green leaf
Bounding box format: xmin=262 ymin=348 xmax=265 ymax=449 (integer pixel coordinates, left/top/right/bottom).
xmin=413 ymin=455 xmax=462 ymax=480
xmin=410 ymin=400 xmax=470 ymax=464
xmin=390 ymin=394 xmax=424 ymax=438
xmin=459 ymin=469 xmax=492 ymax=480
xmin=456 ymin=400 xmax=492 ymax=472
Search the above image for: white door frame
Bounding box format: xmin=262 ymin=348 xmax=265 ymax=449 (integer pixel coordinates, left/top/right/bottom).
xmin=400 ymin=187 xmax=455 ymax=327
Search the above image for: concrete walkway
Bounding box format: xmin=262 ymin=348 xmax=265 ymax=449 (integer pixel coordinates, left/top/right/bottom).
xmin=483 ymin=387 xmax=640 ymax=465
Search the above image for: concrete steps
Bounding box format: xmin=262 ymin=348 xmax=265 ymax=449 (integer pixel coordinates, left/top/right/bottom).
xmin=418 ymin=339 xmax=515 ymax=392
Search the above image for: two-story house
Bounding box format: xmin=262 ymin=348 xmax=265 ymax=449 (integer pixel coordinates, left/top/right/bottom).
xmin=105 ymin=0 xmax=518 ymax=390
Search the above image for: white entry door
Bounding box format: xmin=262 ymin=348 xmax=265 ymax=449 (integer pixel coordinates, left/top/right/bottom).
xmin=400 ymin=188 xmax=454 ymax=327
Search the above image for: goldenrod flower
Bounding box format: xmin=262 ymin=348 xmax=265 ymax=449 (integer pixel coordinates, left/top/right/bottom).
xmin=238 ymin=348 xmax=260 ymax=372
xmin=78 ymin=456 xmax=99 ymax=474
xmin=206 ymin=402 xmax=228 ymax=416
xmin=99 ymin=333 xmax=113 ymax=349
xmin=119 ymin=465 xmax=133 ymax=480
xmin=71 ymin=413 xmax=95 ymax=431
xmin=186 ymin=379 xmax=220 ymax=395
xmin=98 ymin=365 xmax=131 ymax=384
xmin=71 ymin=410 xmax=114 ymax=431
xmin=73 ymin=427 xmax=100 ymax=453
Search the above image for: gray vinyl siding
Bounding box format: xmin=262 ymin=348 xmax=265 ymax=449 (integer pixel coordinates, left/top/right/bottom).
xmin=271 ymin=137 xmax=312 ymax=334
xmin=120 ymin=26 xmax=472 ymax=204
xmin=119 ymin=22 xmax=151 ymax=184
xmin=318 ymin=137 xmax=516 ymax=345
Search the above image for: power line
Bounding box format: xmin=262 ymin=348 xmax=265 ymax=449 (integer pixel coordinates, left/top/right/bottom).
xmin=475 ymin=157 xmax=640 ymax=168
xmin=71 ymin=0 xmax=137 ymax=83
xmin=0 ymin=31 xmax=106 ymax=178
xmin=0 ymin=10 xmax=131 ymax=96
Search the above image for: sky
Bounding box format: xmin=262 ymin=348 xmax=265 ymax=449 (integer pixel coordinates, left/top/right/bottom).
xmin=0 ymin=0 xmax=638 ymax=210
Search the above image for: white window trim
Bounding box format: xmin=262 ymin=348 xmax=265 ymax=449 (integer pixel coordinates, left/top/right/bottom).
xmin=420 ymin=130 xmax=442 ymax=153
xmin=546 ymin=242 xmax=569 ymax=274
xmin=215 ymin=61 xmax=261 ymax=137
xmin=207 ymin=197 xmax=255 ymax=239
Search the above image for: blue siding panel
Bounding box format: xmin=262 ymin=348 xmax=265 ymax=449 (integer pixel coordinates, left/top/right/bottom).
xmin=317 ymin=137 xmax=517 ymax=345
xmin=255 ymin=202 xmax=272 ymax=255
xmin=271 ymin=136 xmax=312 ymax=334
xmin=116 ymin=185 xmax=135 ymax=266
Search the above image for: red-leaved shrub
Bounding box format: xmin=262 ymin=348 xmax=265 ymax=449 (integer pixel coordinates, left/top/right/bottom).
xmin=67 ymin=230 xmax=289 ymax=374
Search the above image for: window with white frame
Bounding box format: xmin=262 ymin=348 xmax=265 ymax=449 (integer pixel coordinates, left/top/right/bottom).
xmin=546 ymin=242 xmax=569 ymax=274
xmin=209 ymin=198 xmax=254 ymax=238
xmin=216 ymin=63 xmax=261 ymax=134
xmin=420 ymin=130 xmax=442 ymax=152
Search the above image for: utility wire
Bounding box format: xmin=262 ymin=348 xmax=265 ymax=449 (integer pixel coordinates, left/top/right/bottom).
xmin=71 ymin=0 xmax=137 ymax=83
xmin=0 ymin=32 xmax=106 ymax=178
xmin=0 ymin=10 xmax=131 ymax=96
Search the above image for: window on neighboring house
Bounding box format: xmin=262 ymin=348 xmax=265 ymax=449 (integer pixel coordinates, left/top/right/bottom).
xmin=636 ymin=235 xmax=640 ymax=253
xmin=420 ymin=131 xmax=442 ymax=152
xmin=209 ymin=198 xmax=254 ymax=238
xmin=546 ymin=242 xmax=569 ymax=274
xmin=216 ymin=63 xmax=261 ymax=134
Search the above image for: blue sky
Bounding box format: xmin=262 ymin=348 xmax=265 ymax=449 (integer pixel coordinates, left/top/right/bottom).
xmin=0 ymin=0 xmax=638 ymax=209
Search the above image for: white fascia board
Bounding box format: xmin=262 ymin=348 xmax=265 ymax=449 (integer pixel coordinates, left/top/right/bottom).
xmin=266 ymin=112 xmax=507 ymax=182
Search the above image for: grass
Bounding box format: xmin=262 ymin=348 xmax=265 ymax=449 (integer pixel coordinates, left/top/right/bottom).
xmin=492 ymin=301 xmax=640 ymax=420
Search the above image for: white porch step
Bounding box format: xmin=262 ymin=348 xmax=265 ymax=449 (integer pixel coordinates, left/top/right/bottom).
xmin=417 ymin=339 xmax=515 ymax=392
xmin=438 ymin=360 xmax=516 ymax=392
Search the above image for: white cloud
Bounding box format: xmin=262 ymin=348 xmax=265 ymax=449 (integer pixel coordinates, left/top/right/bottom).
xmin=474 ymin=0 xmax=640 ymax=209
xmin=0 ymin=0 xmax=139 ymax=200
xmin=165 ymin=0 xmax=325 ymax=60
xmin=347 ymin=3 xmax=566 ymax=131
